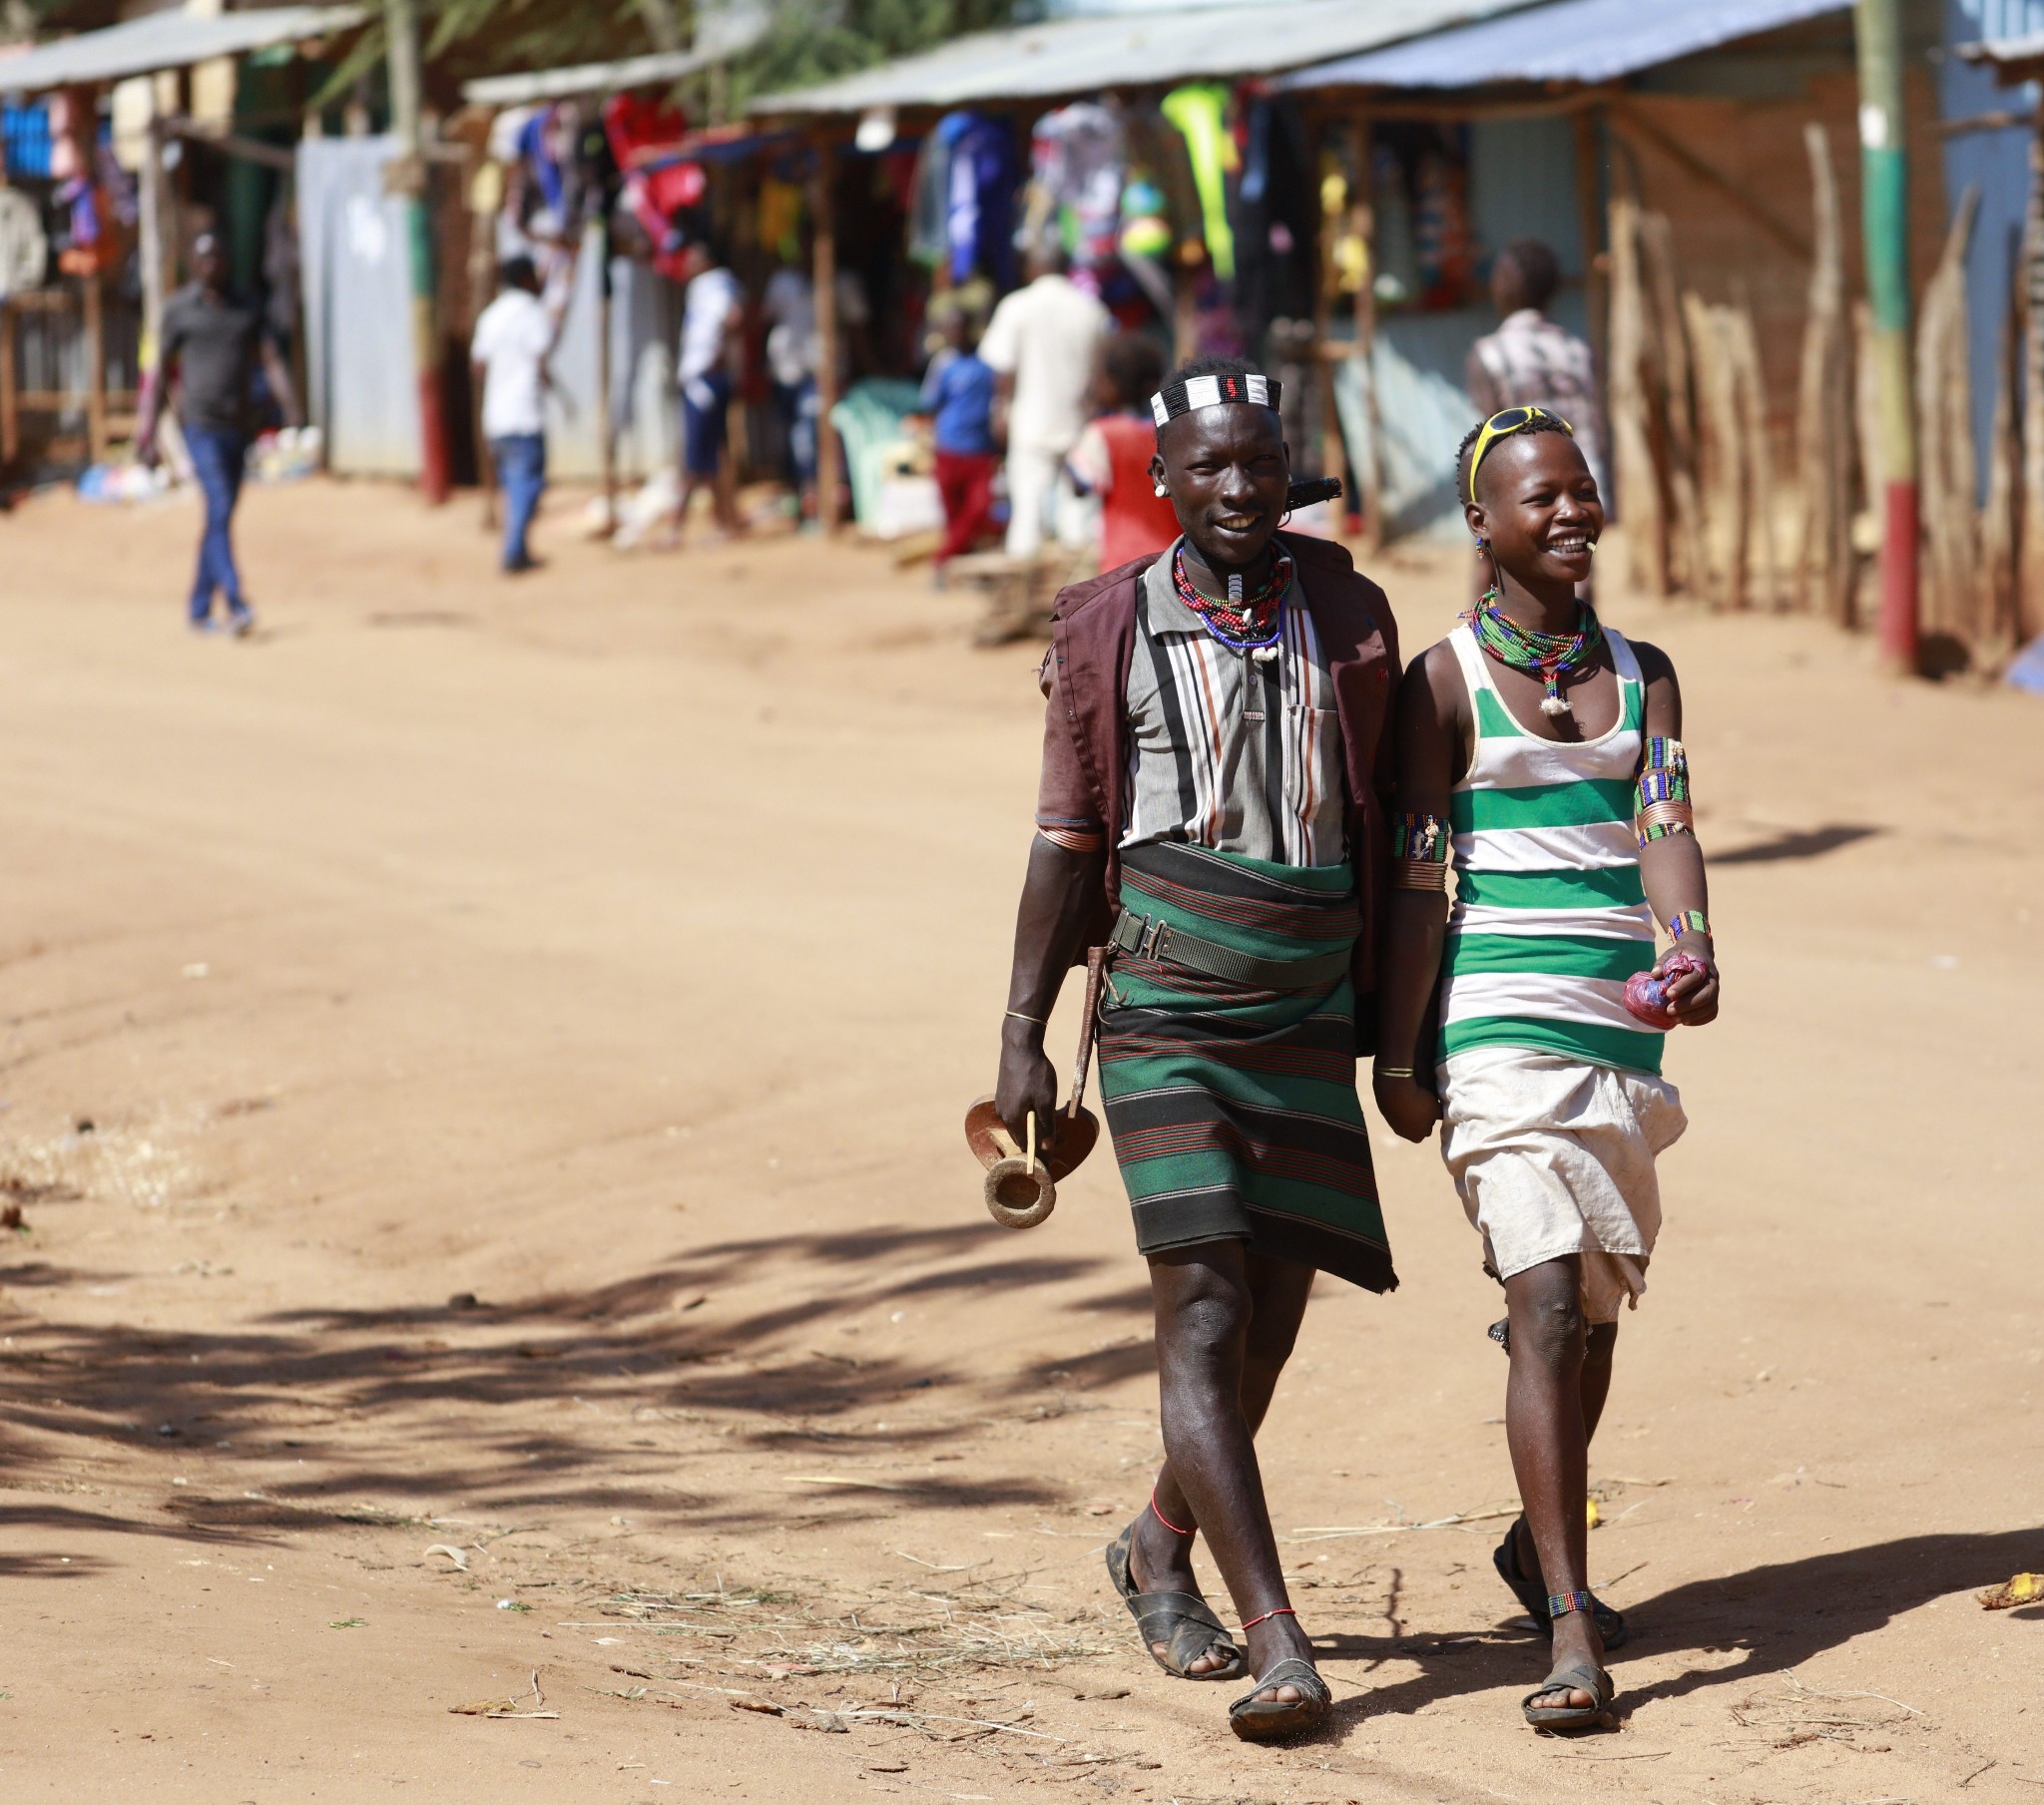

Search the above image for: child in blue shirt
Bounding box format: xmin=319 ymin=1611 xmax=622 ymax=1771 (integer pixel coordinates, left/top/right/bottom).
xmin=919 ymin=304 xmax=999 ymax=568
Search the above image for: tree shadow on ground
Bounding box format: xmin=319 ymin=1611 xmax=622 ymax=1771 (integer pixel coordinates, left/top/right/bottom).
xmin=1304 ymin=1527 xmax=2043 ymax=1742
xmin=0 ymin=1218 xmax=1138 ymax=1543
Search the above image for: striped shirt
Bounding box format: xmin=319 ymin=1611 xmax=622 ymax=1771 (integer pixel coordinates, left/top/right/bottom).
xmin=1120 ymin=541 xmax=1348 ymax=868
xmin=1437 ymin=622 xmax=1665 ymax=1075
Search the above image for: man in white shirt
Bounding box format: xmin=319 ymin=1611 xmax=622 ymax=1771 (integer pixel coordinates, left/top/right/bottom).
xmin=670 ymin=238 xmax=746 ymax=544
xmin=469 ymin=255 xmax=554 ymax=574
xmin=978 ymin=243 xmax=1109 ymax=557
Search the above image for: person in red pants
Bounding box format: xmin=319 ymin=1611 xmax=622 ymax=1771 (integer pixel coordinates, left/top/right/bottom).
xmin=919 ymin=302 xmax=999 ymax=572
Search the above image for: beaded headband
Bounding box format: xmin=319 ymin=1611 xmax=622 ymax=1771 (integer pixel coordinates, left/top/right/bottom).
xmin=1150 ymin=371 xmax=1281 ymax=429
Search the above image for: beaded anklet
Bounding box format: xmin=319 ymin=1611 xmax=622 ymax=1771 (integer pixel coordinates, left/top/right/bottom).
xmin=1547 ymin=1589 xmax=1595 ymax=1619
xmin=1150 ymin=1492 xmax=1194 ymax=1537
xmin=1239 ymin=1604 xmax=1296 ymax=1632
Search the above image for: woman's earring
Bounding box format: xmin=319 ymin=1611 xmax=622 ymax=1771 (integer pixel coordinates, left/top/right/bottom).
xmin=1474 ymin=535 xmax=1488 ymax=551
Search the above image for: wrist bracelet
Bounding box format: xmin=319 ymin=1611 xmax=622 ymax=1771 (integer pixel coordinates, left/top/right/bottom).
xmin=1667 ymin=910 xmax=1710 ymax=941
xmin=1004 ymin=1009 xmax=1047 ymax=1028
xmin=1377 ymin=1067 xmax=1414 ymax=1079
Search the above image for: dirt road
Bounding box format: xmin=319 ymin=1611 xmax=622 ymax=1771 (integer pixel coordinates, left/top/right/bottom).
xmin=0 ymin=479 xmax=2038 ymax=1803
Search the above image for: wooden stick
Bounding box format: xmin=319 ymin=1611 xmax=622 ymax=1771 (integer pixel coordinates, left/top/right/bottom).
xmin=1606 ymin=195 xmax=1664 ymax=595
xmin=1794 ymin=122 xmax=1852 ymax=622
xmin=1728 ymin=291 xmax=1777 ymax=613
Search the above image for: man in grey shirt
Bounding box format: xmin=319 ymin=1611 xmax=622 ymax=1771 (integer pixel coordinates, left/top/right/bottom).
xmin=138 ymin=232 xmax=300 ymax=635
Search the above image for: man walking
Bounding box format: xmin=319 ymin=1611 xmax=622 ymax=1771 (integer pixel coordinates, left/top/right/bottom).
xmin=668 ymin=237 xmax=745 ymax=546
xmin=470 ymin=254 xmax=554 ymax=574
xmin=138 ymin=231 xmax=300 ymax=635
xmin=994 ymin=358 xmax=1400 ymax=1741
xmin=978 ymin=242 xmax=1106 ymax=557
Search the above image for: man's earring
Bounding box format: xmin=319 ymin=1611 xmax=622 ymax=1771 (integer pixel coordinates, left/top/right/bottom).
xmin=1154 ymin=482 xmax=1169 ymax=498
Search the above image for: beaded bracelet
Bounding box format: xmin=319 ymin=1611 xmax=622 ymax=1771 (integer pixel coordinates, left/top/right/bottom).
xmin=1667 ymin=910 xmax=1710 ymax=941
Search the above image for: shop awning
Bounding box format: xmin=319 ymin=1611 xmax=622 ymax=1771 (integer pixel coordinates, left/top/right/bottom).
xmin=462 ymin=9 xmax=770 ymax=107
xmin=1276 ymin=0 xmax=1849 ymax=91
xmin=0 ymin=4 xmax=364 ymax=95
xmin=748 ymin=0 xmax=1547 ymax=115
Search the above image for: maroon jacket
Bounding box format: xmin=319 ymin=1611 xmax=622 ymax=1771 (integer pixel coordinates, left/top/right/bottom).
xmin=1034 ymin=534 xmax=1401 ymax=1042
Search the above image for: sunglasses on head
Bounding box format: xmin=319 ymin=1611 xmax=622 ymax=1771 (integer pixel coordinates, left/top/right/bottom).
xmin=1467 ymin=405 xmax=1575 ymax=492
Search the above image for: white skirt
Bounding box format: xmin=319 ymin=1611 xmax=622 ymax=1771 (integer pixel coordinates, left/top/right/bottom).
xmin=1437 ymin=1046 xmax=1687 ymax=1324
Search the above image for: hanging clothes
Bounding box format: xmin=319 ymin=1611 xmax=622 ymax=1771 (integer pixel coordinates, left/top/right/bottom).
xmin=1161 ymin=84 xmax=1237 ymax=281
xmin=1028 ymin=101 xmax=1124 ymax=267
xmin=941 ymin=111 xmax=1018 ymax=288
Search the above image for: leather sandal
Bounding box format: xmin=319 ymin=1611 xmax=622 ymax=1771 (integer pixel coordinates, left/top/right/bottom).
xmin=1493 ymin=1518 xmax=1628 ymax=1650
xmin=1229 ymin=1657 xmax=1331 ymax=1742
xmin=1522 ymin=1657 xmax=1614 ymax=1733
xmin=1104 ymin=1522 xmax=1244 ymax=1681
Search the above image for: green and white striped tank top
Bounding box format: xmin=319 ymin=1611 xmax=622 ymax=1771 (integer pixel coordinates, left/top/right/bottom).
xmin=1438 ymin=622 xmax=1666 ymax=1076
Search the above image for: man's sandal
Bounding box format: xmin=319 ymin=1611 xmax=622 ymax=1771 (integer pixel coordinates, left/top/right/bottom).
xmin=1521 ymin=1657 xmax=1614 ymax=1733
xmin=1104 ymin=1521 xmax=1245 ymax=1681
xmin=1492 ymin=1518 xmax=1629 ymax=1650
xmin=1229 ymin=1658 xmax=1331 ymax=1743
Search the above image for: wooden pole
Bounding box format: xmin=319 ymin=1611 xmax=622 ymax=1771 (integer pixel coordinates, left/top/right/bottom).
xmin=811 ymin=134 xmax=842 ymax=535
xmin=139 ymin=118 xmax=168 ymax=384
xmin=597 ymin=221 xmax=616 ymax=527
xmin=1572 ymin=107 xmax=1607 ymax=378
xmin=1853 ymin=0 xmax=1919 ymax=673
xmin=2022 ymin=108 xmax=2044 ymax=647
xmin=1606 ymin=195 xmax=1665 ymax=594
xmin=0 ymin=304 xmax=16 ymax=468
xmin=385 ymin=0 xmax=449 ymax=503
xmin=84 ymin=271 xmax=107 ymax=463
xmin=1728 ymin=291 xmax=1777 ymax=613
xmin=1349 ymin=114 xmax=1382 ymax=547
xmin=1981 ymin=251 xmax=2020 ymax=664
xmin=1795 ymin=123 xmax=1852 ymax=623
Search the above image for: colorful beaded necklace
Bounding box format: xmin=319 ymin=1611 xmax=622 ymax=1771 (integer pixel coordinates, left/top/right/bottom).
xmin=1171 ymin=546 xmax=1292 ymax=661
xmin=1470 ymin=589 xmax=1605 ymax=716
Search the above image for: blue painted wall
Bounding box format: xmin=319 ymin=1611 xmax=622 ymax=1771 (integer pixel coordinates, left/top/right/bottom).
xmin=1942 ymin=0 xmax=2044 ymax=493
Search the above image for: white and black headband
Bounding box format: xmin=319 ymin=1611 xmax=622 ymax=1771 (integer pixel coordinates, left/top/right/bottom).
xmin=1150 ymin=370 xmax=1280 ymax=429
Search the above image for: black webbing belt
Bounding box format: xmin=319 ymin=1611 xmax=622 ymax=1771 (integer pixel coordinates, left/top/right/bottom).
xmin=1109 ymin=908 xmax=1352 ymax=991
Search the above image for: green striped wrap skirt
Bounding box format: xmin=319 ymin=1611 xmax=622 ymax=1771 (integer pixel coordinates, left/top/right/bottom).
xmin=1096 ymin=842 xmax=1396 ymax=1293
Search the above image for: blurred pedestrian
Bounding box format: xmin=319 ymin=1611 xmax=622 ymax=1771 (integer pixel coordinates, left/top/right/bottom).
xmin=137 ymin=230 xmax=301 ymax=635
xmin=763 ymin=250 xmax=873 ymax=521
xmin=1465 ymin=237 xmax=1606 ymax=503
xmin=1066 ymin=333 xmax=1180 ymax=575
xmin=669 ymin=237 xmax=745 ymax=545
xmin=919 ymin=298 xmax=999 ymax=571
xmin=469 ymin=254 xmax=554 ymax=575
xmin=979 ymin=241 xmax=1107 ymax=558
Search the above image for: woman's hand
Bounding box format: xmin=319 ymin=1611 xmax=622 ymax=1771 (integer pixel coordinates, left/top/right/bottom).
xmin=1659 ymin=947 xmax=1720 ymax=1026
xmin=996 ymin=1022 xmax=1061 ymax=1155
xmin=1372 ymin=1063 xmax=1442 ymax=1142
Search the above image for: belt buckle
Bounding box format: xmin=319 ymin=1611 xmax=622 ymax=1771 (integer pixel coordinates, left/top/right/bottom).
xmin=1139 ymin=918 xmax=1170 ymax=962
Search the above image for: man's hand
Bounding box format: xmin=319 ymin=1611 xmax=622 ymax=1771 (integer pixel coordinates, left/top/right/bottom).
xmin=1658 ymin=947 xmax=1720 ymax=1026
xmin=995 ymin=1022 xmax=1060 ymax=1157
xmin=1372 ymin=1064 xmax=1441 ymax=1142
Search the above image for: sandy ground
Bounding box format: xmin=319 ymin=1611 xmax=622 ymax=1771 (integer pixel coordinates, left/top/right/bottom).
xmin=0 ymin=476 xmax=2039 ymax=1805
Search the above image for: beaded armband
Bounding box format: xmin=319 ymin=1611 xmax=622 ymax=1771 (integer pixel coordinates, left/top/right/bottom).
xmin=1635 ymin=736 xmax=1695 ymax=845
xmin=1391 ymin=812 xmax=1450 ymax=891
xmin=1667 ymin=909 xmax=1711 ymax=942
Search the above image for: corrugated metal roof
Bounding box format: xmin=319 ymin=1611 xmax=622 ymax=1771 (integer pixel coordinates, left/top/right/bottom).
xmin=748 ymin=0 xmax=1548 ymax=115
xmin=462 ymin=2 xmax=768 ymax=105
xmin=0 ymin=5 xmax=364 ymax=95
xmin=1277 ymin=0 xmax=1849 ymax=91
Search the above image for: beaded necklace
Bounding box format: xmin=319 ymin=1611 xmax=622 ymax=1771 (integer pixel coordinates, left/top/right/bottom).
xmin=1470 ymin=588 xmax=1605 ymax=716
xmin=1171 ymin=546 xmax=1292 ymax=662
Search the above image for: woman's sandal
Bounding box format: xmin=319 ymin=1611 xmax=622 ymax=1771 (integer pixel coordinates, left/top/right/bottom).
xmin=1104 ymin=1522 xmax=1245 ymax=1681
xmin=1229 ymin=1657 xmax=1331 ymax=1742
xmin=1522 ymin=1657 xmax=1615 ymax=1733
xmin=1493 ymin=1518 xmax=1629 ymax=1651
